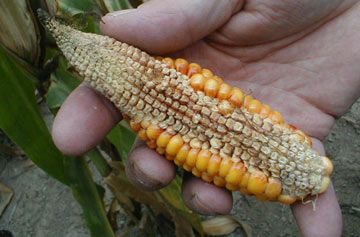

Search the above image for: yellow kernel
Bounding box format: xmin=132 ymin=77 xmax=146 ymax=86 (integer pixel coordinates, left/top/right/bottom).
xmin=269 ymin=111 xmax=284 ymax=124
xmin=175 ymin=144 xmax=190 ymax=165
xmin=247 ymin=170 xmax=267 ymax=195
xmin=175 ymin=58 xmax=189 ymax=75
xmin=202 ymin=68 xmax=213 ymax=78
xmin=162 ymin=57 xmax=175 ymax=69
xmin=225 ymin=162 xmax=246 ymax=185
xmin=140 ymin=120 xmax=151 ymax=129
xmin=138 ymin=129 xmax=148 ymax=141
xmin=278 ymin=195 xmax=297 ymax=205
xmin=243 ymin=95 xmax=253 ymax=108
xmin=156 ymin=132 xmax=173 ymax=148
xmin=166 ymin=135 xmax=184 ymax=156
xmin=196 ymin=150 xmax=212 ymax=172
xmin=212 ymin=76 xmax=224 ymax=84
xmin=319 ymin=176 xmax=331 ymax=193
xmin=229 ymin=88 xmax=244 ymax=107
xmin=265 ymin=178 xmax=282 ymax=199
xmin=183 ymin=164 xmax=192 ymax=172
xmin=190 ymin=73 xmax=207 ymax=91
xmin=323 ymin=157 xmax=333 ymax=176
xmin=207 ymin=154 xmax=221 ymax=176
xmin=247 ymin=99 xmax=262 ymax=114
xmin=204 ymin=78 xmax=220 ymax=97
xmin=156 ymin=147 xmax=165 ymax=155
xmin=155 ymin=56 xmax=163 ymax=61
xmin=256 ymin=194 xmax=269 ymax=201
xmin=240 ymin=187 xmax=251 ymax=195
xmin=240 ymin=172 xmax=250 ymax=188
xmin=166 ymin=154 xmax=175 ymax=161
xmin=217 ymin=83 xmax=232 ymax=100
xmin=201 ymin=172 xmax=213 ymax=183
xmin=192 ymin=167 xmax=201 ymax=177
xmin=130 ymin=121 xmax=141 ymax=132
xmin=213 ymin=176 xmax=226 ymax=187
xmin=259 ymin=104 xmax=271 ymax=118
xmin=146 ymin=140 xmax=157 ymax=149
xmin=187 ymin=63 xmax=202 ymax=78
xmin=226 ymin=183 xmax=238 ymax=191
xmin=219 ymin=158 xmax=233 ymax=177
xmin=185 ymin=148 xmax=200 ymax=168
xmin=146 ymin=124 xmax=163 ymax=140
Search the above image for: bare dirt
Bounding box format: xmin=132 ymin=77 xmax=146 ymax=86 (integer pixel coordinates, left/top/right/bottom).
xmin=0 ymin=99 xmax=359 ymax=237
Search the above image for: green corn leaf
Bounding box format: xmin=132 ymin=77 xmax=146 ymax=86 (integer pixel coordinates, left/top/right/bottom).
xmin=0 ymin=45 xmax=68 ymax=184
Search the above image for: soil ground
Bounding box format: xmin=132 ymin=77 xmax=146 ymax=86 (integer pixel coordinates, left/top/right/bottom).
xmin=0 ymin=99 xmax=359 ymax=237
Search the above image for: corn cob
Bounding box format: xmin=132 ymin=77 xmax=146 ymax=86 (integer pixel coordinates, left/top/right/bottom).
xmin=38 ymin=10 xmax=333 ymax=205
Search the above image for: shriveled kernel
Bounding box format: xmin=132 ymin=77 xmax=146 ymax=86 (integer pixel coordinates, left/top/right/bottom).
xmin=190 ymin=74 xmax=207 ymax=91
xmin=175 ymin=58 xmax=189 ymax=74
xmin=187 ymin=63 xmax=202 ymax=77
xmin=278 ymin=195 xmax=297 ymax=205
xmin=175 ymin=144 xmax=190 ymax=164
xmin=185 ymin=148 xmax=200 ymax=167
xmin=225 ymin=162 xmax=246 ymax=185
xmin=196 ymin=150 xmax=212 ymax=172
xmin=259 ymin=104 xmax=271 ymax=118
xmin=204 ymin=78 xmax=220 ymax=97
xmin=162 ymin=57 xmax=175 ymax=69
xmin=207 ymin=154 xmax=221 ymax=176
xmin=247 ymin=99 xmax=262 ymax=114
xmin=265 ymin=178 xmax=282 ymax=199
xmin=217 ymin=83 xmax=232 ymax=100
xmin=247 ymin=170 xmax=267 ymax=195
xmin=219 ymin=158 xmax=233 ymax=177
xmin=146 ymin=124 xmax=163 ymax=140
xmin=213 ymin=176 xmax=226 ymax=187
xmin=229 ymin=88 xmax=244 ymax=107
xmin=269 ymin=111 xmax=284 ymax=124
xmin=166 ymin=135 xmax=184 ymax=156
xmin=156 ymin=132 xmax=173 ymax=148
xmin=202 ymin=68 xmax=213 ymax=78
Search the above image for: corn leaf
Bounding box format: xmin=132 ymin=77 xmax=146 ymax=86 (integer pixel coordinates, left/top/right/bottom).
xmin=0 ymin=45 xmax=68 ymax=184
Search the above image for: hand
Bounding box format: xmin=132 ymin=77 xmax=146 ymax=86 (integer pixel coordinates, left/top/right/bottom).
xmin=52 ymin=1 xmax=360 ymax=236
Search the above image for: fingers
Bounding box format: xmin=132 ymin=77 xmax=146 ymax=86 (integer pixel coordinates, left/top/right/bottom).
xmin=292 ymin=184 xmax=342 ymax=237
xmin=100 ymin=0 xmax=242 ymax=54
xmin=52 ymin=84 xmax=122 ymax=156
xmin=126 ymin=141 xmax=233 ymax=214
xmin=291 ymin=137 xmax=342 ymax=237
xmin=125 ymin=141 xmax=176 ymax=191
xmin=182 ymin=176 xmax=233 ymax=215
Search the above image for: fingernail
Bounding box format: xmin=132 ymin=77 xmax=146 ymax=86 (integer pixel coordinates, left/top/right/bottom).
xmin=103 ymin=9 xmax=135 ymax=18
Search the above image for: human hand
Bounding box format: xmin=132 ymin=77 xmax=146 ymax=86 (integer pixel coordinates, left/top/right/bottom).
xmin=52 ymin=0 xmax=360 ymax=236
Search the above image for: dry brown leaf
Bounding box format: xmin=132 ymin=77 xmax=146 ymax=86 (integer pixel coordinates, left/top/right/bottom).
xmin=202 ymin=215 xmax=252 ymax=237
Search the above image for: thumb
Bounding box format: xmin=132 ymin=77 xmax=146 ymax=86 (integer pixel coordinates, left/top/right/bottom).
xmin=100 ymin=0 xmax=243 ymax=54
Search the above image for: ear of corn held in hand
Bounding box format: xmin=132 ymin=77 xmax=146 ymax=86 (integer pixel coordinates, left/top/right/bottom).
xmin=37 ymin=9 xmax=333 ymax=205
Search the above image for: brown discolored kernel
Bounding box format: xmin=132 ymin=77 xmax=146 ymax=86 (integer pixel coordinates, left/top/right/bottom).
xmin=130 ymin=121 xmax=141 ymax=132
